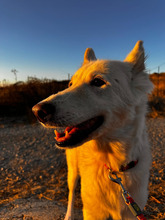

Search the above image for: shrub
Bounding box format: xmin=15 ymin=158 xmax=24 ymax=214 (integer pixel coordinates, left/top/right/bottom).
xmin=0 ymin=79 xmax=69 ymax=120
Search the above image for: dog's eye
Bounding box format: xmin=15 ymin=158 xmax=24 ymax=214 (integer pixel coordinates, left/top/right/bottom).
xmin=91 ymin=77 xmax=106 ymax=87
xmin=68 ymin=81 xmax=72 ymax=87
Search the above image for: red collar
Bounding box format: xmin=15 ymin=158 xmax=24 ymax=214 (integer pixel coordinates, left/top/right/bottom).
xmin=104 ymin=160 xmax=138 ymax=173
xmin=119 ymin=160 xmax=138 ymax=172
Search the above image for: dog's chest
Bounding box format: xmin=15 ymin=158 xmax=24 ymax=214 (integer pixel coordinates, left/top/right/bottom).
xmin=78 ymin=147 xmax=121 ymax=204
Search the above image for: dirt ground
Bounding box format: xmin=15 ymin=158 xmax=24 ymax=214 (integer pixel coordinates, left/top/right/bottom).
xmin=0 ymin=117 xmax=164 ymax=220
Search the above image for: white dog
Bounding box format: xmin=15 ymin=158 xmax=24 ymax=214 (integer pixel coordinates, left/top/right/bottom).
xmin=33 ymin=41 xmax=153 ymax=220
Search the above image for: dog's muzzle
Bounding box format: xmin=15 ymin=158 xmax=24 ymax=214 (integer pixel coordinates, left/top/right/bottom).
xmin=32 ymin=102 xmax=104 ymax=148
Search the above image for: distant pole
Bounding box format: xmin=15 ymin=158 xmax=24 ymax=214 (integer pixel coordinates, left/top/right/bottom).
xmin=68 ymin=73 xmax=70 ymax=80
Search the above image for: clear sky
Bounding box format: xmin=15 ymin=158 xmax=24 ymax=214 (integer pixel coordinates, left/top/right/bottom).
xmin=0 ymin=0 xmax=165 ymax=83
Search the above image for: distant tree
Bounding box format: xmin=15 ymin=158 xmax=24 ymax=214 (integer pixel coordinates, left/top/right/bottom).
xmin=11 ymin=69 xmax=18 ymax=82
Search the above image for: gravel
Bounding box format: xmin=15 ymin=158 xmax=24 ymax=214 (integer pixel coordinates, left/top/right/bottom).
xmin=0 ymin=117 xmax=164 ymax=220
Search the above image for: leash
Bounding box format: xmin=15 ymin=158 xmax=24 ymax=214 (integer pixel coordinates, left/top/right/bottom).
xmin=104 ymin=164 xmax=147 ymax=220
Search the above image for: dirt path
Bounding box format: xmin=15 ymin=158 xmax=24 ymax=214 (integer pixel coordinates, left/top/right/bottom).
xmin=0 ymin=118 xmax=164 ymax=219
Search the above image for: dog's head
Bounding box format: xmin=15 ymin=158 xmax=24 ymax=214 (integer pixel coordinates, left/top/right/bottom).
xmin=32 ymin=41 xmax=153 ymax=149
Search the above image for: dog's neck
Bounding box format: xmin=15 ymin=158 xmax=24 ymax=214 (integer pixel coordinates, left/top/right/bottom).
xmin=87 ymin=140 xmax=128 ymax=172
xmin=90 ymin=106 xmax=147 ymax=172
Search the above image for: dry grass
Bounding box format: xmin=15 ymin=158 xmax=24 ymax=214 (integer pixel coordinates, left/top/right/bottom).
xmin=0 ymin=78 xmax=69 ymax=121
xmin=149 ymin=73 xmax=165 ymax=98
xmin=148 ymin=73 xmax=165 ymax=118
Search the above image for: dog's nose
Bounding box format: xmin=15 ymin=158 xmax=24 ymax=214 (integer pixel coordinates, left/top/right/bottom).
xmin=32 ymin=102 xmax=55 ymax=123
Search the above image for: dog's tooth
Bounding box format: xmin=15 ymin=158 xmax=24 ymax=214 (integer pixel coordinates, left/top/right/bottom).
xmin=54 ymin=131 xmax=58 ymax=141
xmin=65 ymin=130 xmax=71 ymax=138
xmin=54 ymin=130 xmax=58 ymax=136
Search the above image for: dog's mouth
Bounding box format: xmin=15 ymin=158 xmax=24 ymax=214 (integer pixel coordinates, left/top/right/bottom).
xmin=54 ymin=116 xmax=104 ymax=148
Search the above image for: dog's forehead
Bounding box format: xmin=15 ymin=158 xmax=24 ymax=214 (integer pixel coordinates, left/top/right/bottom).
xmin=72 ymin=60 xmax=110 ymax=83
xmin=72 ymin=60 xmax=131 ymax=83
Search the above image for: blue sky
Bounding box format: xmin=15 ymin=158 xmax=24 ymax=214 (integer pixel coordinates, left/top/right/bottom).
xmin=0 ymin=0 xmax=165 ymax=83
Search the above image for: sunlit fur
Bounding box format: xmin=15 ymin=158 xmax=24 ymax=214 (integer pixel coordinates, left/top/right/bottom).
xmin=38 ymin=41 xmax=153 ymax=220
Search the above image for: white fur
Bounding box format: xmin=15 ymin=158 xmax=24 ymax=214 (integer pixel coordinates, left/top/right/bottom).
xmin=37 ymin=41 xmax=153 ymax=220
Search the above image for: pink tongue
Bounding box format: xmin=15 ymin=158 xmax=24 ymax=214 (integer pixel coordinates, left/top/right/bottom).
xmin=54 ymin=127 xmax=79 ymax=142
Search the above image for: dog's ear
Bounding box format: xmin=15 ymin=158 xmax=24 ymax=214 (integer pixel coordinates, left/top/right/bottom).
xmin=83 ymin=48 xmax=97 ymax=65
xmin=125 ymin=41 xmax=153 ymax=96
xmin=124 ymin=41 xmax=145 ymax=72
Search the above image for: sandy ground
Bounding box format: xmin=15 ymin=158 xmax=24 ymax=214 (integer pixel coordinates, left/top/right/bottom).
xmin=0 ymin=117 xmax=164 ymax=220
